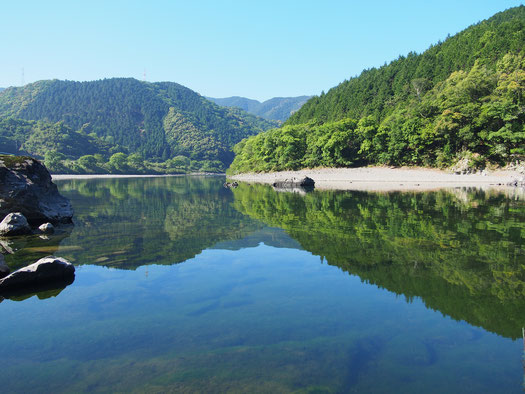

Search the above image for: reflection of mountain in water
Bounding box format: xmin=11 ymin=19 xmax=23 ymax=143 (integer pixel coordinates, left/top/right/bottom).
xmin=52 ymin=176 xmax=262 ymax=270
xmin=211 ymin=227 xmax=303 ymax=251
xmin=232 ymin=183 xmax=525 ymax=339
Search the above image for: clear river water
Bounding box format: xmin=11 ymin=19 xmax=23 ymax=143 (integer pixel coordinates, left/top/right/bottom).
xmin=0 ymin=176 xmax=524 ymax=393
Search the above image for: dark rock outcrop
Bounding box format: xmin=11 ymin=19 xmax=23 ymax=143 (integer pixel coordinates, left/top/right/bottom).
xmin=272 ymin=176 xmax=315 ymax=189
xmin=0 ymin=155 xmax=73 ymax=225
xmin=0 ymin=256 xmax=75 ymax=290
xmin=0 ymin=212 xmax=31 ymax=236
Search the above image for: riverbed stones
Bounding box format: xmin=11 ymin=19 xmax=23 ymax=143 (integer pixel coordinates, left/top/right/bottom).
xmin=0 ymin=256 xmax=75 ymax=290
xmin=38 ymin=222 xmax=55 ymax=234
xmin=0 ymin=213 xmax=31 ymax=236
xmin=0 ymin=155 xmax=73 ymax=225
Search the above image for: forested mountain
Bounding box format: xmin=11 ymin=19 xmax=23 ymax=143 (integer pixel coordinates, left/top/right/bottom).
xmin=229 ymin=6 xmax=525 ymax=174
xmin=0 ymin=78 xmax=277 ymax=173
xmin=207 ymin=95 xmax=311 ymax=122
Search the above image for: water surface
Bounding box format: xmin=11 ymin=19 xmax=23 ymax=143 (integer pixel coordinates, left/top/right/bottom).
xmin=0 ymin=176 xmax=523 ymax=393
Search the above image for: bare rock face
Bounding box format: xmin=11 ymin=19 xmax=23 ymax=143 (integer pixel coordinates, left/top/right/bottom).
xmin=0 ymin=212 xmax=31 ymax=236
xmin=0 ymin=256 xmax=75 ymax=290
xmin=0 ymin=156 xmax=73 ymax=225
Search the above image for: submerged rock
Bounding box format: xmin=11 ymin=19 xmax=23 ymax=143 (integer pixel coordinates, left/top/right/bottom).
xmin=0 ymin=256 xmax=75 ymax=291
xmin=0 ymin=212 xmax=31 ymax=236
xmin=0 ymin=155 xmax=73 ymax=225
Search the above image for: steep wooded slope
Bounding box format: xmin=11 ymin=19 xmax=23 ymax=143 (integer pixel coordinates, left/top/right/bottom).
xmin=229 ymin=6 xmax=524 ymax=174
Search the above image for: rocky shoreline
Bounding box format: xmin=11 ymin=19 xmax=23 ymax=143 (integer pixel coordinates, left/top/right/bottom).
xmin=0 ymin=155 xmax=75 ymax=297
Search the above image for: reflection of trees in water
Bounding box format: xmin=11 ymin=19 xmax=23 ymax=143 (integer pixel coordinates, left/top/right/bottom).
xmin=232 ymin=183 xmax=525 ymax=339
xmin=42 ymin=177 xmax=262 ymax=270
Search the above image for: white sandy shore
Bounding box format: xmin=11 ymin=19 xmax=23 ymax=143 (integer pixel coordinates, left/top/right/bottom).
xmin=229 ymin=167 xmax=524 ymax=192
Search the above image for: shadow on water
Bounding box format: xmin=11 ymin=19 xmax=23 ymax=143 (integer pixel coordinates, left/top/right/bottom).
xmin=0 ymin=275 xmax=75 ymax=302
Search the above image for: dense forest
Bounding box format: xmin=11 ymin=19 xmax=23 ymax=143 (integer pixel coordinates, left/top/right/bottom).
xmin=207 ymin=95 xmax=311 ymax=122
xmin=229 ymin=6 xmax=525 ymax=174
xmin=0 ymin=78 xmax=277 ymax=173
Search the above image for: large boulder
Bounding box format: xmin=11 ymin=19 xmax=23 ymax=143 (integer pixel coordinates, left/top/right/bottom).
xmin=0 ymin=155 xmax=73 ymax=225
xmin=0 ymin=256 xmax=75 ymax=290
xmin=0 ymin=212 xmax=31 ymax=236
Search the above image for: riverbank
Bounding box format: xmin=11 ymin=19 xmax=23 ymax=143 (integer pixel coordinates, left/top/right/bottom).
xmin=228 ymin=166 xmax=524 ymax=191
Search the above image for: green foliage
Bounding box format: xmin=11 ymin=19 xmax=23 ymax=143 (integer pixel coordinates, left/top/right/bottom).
xmin=0 ymin=78 xmax=278 ymax=170
xmin=230 ymin=7 xmax=525 ymax=173
xmin=287 ymin=6 xmax=525 ymax=125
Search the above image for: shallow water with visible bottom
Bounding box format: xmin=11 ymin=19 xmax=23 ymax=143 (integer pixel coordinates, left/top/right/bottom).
xmin=0 ymin=176 xmax=523 ymax=393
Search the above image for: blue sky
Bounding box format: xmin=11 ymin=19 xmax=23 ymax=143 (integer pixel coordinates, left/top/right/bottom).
xmin=1 ymin=0 xmax=522 ymax=100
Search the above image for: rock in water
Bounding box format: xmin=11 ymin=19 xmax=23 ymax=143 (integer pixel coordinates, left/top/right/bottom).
xmin=0 ymin=256 xmax=75 ymax=290
xmin=38 ymin=222 xmax=55 ymax=234
xmin=0 ymin=155 xmax=73 ymax=225
xmin=0 ymin=254 xmax=10 ymax=279
xmin=272 ymin=176 xmax=315 ymax=189
xmin=0 ymin=212 xmax=31 ymax=236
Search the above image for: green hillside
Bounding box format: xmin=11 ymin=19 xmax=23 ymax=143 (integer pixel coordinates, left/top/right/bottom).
xmin=0 ymin=78 xmax=278 ymax=173
xmin=207 ymin=95 xmax=311 ymax=122
xmin=229 ymin=6 xmax=524 ymax=174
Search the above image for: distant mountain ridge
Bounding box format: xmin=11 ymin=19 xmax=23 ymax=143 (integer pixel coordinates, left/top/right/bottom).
xmin=207 ymin=95 xmax=311 ymax=122
xmin=0 ymin=78 xmax=278 ymax=172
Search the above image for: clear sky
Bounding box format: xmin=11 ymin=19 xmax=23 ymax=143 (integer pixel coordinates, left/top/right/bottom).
xmin=1 ymin=0 xmax=522 ymax=101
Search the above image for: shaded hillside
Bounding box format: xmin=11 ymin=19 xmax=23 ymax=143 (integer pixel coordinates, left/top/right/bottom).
xmin=208 ymin=95 xmax=311 ymax=122
xmin=230 ymin=6 xmax=525 ymax=173
xmin=0 ymin=78 xmax=278 ymax=172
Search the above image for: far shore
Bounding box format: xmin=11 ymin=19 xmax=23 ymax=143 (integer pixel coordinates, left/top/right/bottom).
xmin=228 ymin=166 xmax=524 ymax=192
xmin=52 ymin=173 xmax=225 ymax=180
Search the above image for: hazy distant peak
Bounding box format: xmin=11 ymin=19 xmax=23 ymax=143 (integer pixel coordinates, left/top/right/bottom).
xmin=207 ymin=95 xmax=312 ymax=122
